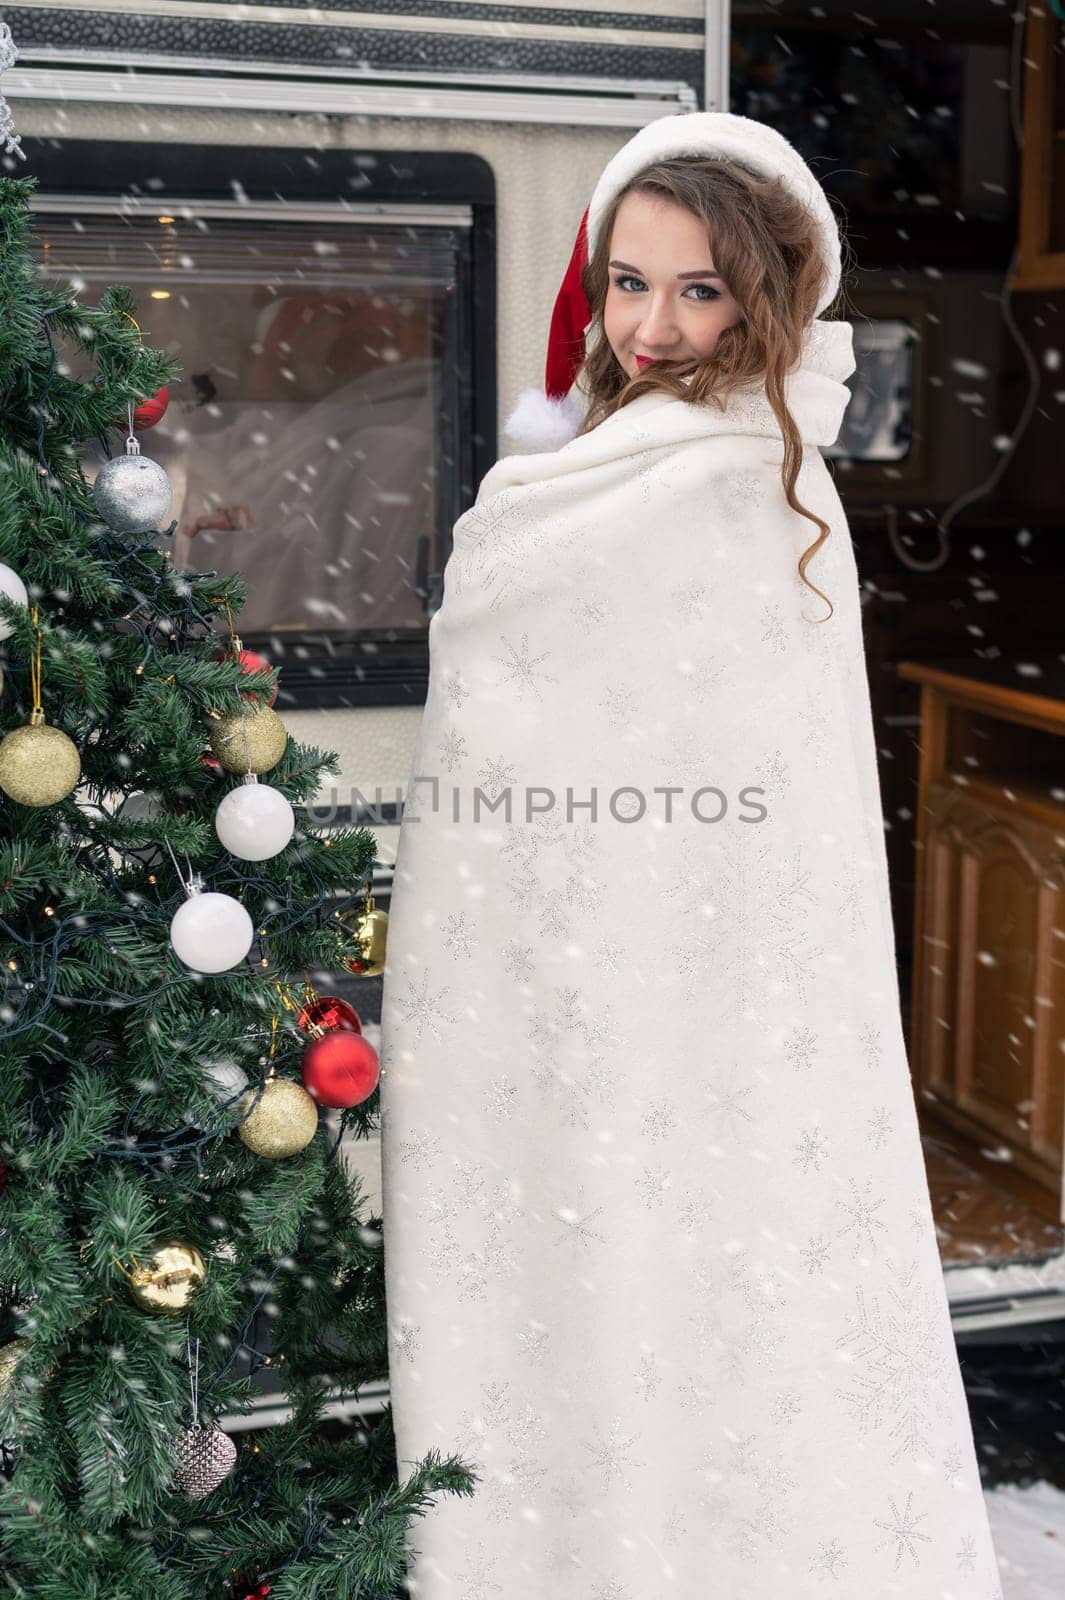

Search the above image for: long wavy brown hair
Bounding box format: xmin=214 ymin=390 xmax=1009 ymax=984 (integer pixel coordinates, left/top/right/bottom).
xmin=575 ymin=157 xmax=853 ymax=620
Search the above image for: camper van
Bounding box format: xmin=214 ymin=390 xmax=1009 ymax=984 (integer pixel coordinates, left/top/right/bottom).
xmin=6 ymin=0 xmax=1064 ymax=1435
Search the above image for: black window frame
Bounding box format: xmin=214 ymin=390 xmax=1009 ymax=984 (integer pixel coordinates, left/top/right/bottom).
xmin=20 ymin=135 xmax=498 ymax=710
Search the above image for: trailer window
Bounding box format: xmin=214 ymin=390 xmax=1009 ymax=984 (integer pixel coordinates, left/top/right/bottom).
xmin=30 ymin=196 xmax=478 ymax=707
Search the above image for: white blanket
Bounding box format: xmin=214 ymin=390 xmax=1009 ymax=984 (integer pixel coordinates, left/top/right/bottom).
xmin=379 ymin=318 xmax=1003 ymax=1598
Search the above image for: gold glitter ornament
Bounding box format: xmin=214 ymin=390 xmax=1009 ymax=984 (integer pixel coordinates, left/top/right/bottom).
xmin=338 ymin=891 xmax=389 ymax=978
xmin=0 ymin=709 xmax=81 ymax=806
xmin=0 ymin=1339 xmax=31 ymax=1403
xmin=206 ymin=702 xmax=287 ymax=775
xmin=127 ymin=1241 xmax=206 ymax=1315
xmin=0 ymin=609 xmax=81 ymax=806
xmin=238 ymin=1075 xmax=319 ymax=1159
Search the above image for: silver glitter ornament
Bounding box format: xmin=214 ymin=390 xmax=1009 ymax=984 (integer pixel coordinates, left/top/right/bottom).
xmin=173 ymin=1423 xmax=237 ymax=1499
xmin=92 ymin=435 xmax=172 ymax=535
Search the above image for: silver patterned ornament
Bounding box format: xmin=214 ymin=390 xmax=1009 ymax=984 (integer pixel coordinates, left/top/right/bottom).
xmin=92 ymin=434 xmax=172 ymax=534
xmin=173 ymin=1422 xmax=237 ymax=1499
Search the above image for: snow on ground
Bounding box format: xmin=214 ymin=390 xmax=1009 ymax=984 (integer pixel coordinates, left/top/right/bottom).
xmin=987 ymin=1482 xmax=1065 ymax=1598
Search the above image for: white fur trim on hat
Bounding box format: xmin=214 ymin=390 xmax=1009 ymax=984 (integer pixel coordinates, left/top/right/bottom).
xmin=503 ymin=387 xmax=584 ymax=452
xmin=586 ymin=111 xmax=842 ymax=317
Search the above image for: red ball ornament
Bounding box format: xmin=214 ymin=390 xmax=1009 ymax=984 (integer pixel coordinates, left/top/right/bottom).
xmin=107 ymin=384 xmax=170 ymax=431
xmin=297 ymin=996 xmax=362 ymax=1035
xmin=212 ymin=646 xmax=279 ymax=708
xmin=301 ymin=1029 xmax=380 ymax=1109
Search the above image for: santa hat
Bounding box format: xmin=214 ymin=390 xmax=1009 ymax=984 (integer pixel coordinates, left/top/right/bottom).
xmin=502 ymin=110 xmax=843 ymax=453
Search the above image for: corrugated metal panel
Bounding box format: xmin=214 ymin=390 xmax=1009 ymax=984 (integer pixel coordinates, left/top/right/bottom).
xmin=3 ymin=0 xmax=711 ymax=106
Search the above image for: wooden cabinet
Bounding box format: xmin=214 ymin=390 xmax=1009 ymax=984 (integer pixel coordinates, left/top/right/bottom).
xmin=1013 ymin=1 xmax=1065 ymax=291
xmin=899 ymin=657 xmax=1065 ymax=1222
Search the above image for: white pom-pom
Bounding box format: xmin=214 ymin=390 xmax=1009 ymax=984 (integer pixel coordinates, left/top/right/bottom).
xmin=503 ymin=387 xmax=584 ymax=452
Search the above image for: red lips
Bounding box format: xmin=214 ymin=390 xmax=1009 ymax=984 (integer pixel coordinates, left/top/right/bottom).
xmin=635 ymin=355 xmax=658 ymax=369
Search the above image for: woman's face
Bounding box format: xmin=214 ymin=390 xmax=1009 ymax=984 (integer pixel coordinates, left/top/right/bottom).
xmin=603 ymin=190 xmax=744 ymax=381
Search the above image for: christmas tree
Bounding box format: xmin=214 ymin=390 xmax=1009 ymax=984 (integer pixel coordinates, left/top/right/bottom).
xmin=0 ymin=167 xmax=476 ymax=1595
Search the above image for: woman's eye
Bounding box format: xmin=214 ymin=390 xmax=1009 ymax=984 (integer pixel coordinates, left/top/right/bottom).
xmin=613 ymin=274 xmax=720 ymax=302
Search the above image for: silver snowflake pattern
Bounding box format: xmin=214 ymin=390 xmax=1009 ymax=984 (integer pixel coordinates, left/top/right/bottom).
xmin=640 ymin=1099 xmax=679 ymax=1144
xmin=561 ymin=821 xmax=599 ymax=868
xmin=783 ymin=1024 xmax=818 ymax=1071
xmin=476 ymin=754 xmax=517 ymax=800
xmin=654 ymin=725 xmax=713 ymax=787
xmin=676 ymin=1189 xmax=713 ymax=1237
xmin=451 ymin=484 xmax=588 ymax=611
xmin=438 ymin=726 xmax=467 ymax=772
xmin=670 ymin=579 xmax=710 ymax=623
xmin=501 ymin=938 xmax=534 ymax=982
xmin=600 ymin=685 xmax=639 ymax=727
xmin=569 ymin=584 xmax=611 ymax=629
xmin=490 ymin=631 xmax=558 ymax=703
xmin=457 ymin=1540 xmax=503 ymax=1599
xmin=800 ymin=1233 xmax=832 ymax=1274
xmin=759 ymin=602 xmax=790 ymax=655
xmin=700 ymin=1428 xmax=797 ymax=1562
xmin=440 ymin=907 xmax=477 ymax=959
xmin=834 ymin=1173 xmax=889 ymax=1257
xmin=873 ymin=1489 xmax=932 ymax=1571
xmin=442 ymin=668 xmax=470 ymax=712
xmin=693 ymin=1251 xmax=788 ymax=1386
xmin=633 ymin=1351 xmax=662 ymax=1403
xmin=505 ymin=1398 xmax=550 ymax=1457
xmin=459 ymin=1378 xmax=511 ymax=1440
xmin=771 ymin=1388 xmax=802 ymax=1426
xmin=662 ymin=852 xmax=720 ymax=915
xmin=835 ymin=1254 xmax=954 ymax=1462
xmin=528 ymin=985 xmax=621 ymax=1123
xmin=592 ymin=937 xmax=626 ymax=973
xmin=866 ymin=1105 xmax=893 ymax=1150
xmin=717 ymin=467 xmax=766 ymax=516
xmin=860 ymin=1020 xmax=884 ymax=1069
xmin=397 ymin=1127 xmax=444 ymax=1168
xmin=793 ymin=1126 xmax=829 ymax=1174
xmin=580 ymin=1416 xmax=643 ymax=1491
xmin=677 ymin=653 xmax=726 ymax=705
xmin=484 ymin=1073 xmax=518 ymax=1123
xmin=834 ymin=858 xmax=869 ymax=935
xmin=669 ymin=838 xmax=822 ymax=1019
xmin=809 ymin=1537 xmax=848 ymax=1579
xmin=590 ymin=1578 xmax=635 ymax=1600
xmin=552 ymin=1183 xmax=608 ymax=1253
xmin=634 ymin=1165 xmax=672 ymax=1206
xmin=633 ymin=455 xmax=668 ymax=505
xmin=516 ymin=1323 xmax=550 ymax=1364
xmin=956 ymin=1534 xmax=978 ymax=1573
xmin=676 ymin=1371 xmax=714 ymax=1415
xmin=703 ymin=1064 xmax=756 ymax=1142
xmin=754 ymin=746 xmax=791 ymax=795
xmin=394 ymin=966 xmax=456 ymax=1047
xmin=562 ymin=864 xmax=605 ymax=919
xmin=389 ymin=1320 xmax=421 ymax=1364
xmin=793 ymin=683 xmax=835 ymax=770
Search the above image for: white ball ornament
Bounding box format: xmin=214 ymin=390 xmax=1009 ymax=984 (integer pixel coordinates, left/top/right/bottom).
xmin=169 ymin=877 xmax=254 ymax=973
xmin=214 ymin=774 xmax=295 ymax=862
xmin=0 ymin=562 xmax=28 ymax=641
xmin=92 ymin=438 xmax=172 ymax=535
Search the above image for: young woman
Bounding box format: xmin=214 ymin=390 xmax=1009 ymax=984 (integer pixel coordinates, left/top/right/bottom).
xmin=379 ymin=110 xmax=1004 ymax=1600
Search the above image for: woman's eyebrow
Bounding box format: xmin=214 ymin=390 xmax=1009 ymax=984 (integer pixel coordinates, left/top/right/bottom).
xmin=609 ymin=259 xmax=723 ymax=281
